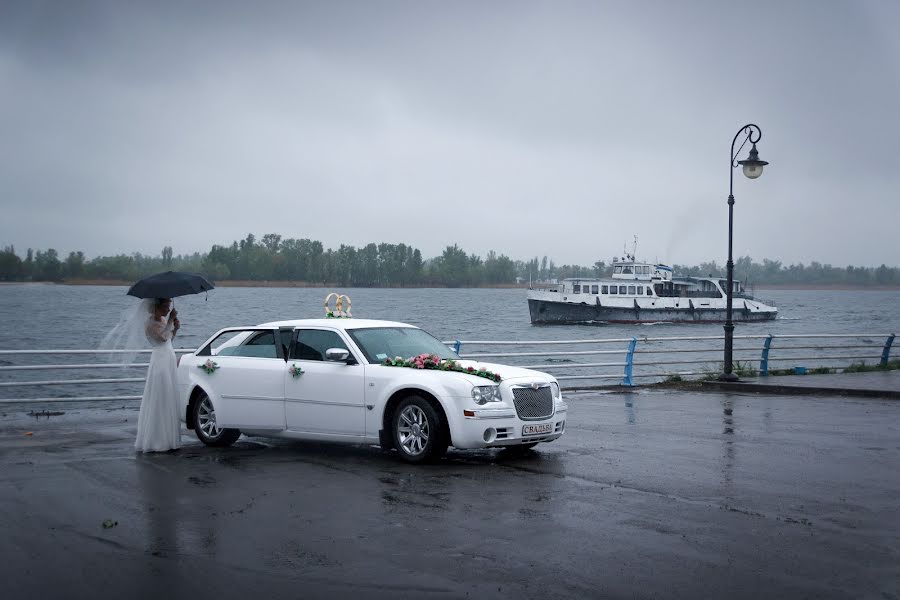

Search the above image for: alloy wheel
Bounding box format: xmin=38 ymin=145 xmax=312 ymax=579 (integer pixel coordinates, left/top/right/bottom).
xmin=397 ymin=404 xmax=430 ymax=456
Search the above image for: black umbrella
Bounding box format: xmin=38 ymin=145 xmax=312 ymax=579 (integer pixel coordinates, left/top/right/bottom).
xmin=126 ymin=271 xmax=215 ymax=299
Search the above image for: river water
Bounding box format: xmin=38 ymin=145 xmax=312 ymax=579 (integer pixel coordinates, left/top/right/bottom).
xmin=1 ymin=285 xmax=898 ymax=405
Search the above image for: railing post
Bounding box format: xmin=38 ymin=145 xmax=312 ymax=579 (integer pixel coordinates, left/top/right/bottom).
xmin=760 ymin=334 xmax=773 ymax=376
xmin=622 ymin=337 xmax=638 ymax=386
xmin=881 ymin=334 xmax=895 ymax=367
xmin=453 ymin=340 xmax=462 ymax=355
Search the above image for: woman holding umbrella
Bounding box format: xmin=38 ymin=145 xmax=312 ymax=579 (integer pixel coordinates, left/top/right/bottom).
xmin=133 ymin=297 xmax=181 ymax=452
xmin=101 ymin=271 xmax=213 ymax=453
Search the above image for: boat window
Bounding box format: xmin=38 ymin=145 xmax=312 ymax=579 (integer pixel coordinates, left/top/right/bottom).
xmin=646 ymin=286 xmax=653 ymax=295
xmin=591 ymin=285 xmax=599 ymax=294
xmin=601 ymin=285 xmax=608 ymax=294
xmin=619 ymin=286 xmax=627 ymax=294
xmin=622 ymin=266 xmax=633 ymax=274
xmin=637 ymin=286 xmax=643 ymax=295
xmin=643 ymin=266 xmax=650 ymax=275
xmin=610 ymin=286 xmax=618 ymax=295
xmin=628 ymin=285 xmax=636 ymax=295
xmin=614 ymin=266 xmax=622 ymax=274
xmin=573 ymin=284 xmax=581 ymax=293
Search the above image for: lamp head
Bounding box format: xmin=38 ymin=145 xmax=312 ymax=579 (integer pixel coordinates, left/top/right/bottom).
xmin=738 ymin=143 xmax=768 ymax=179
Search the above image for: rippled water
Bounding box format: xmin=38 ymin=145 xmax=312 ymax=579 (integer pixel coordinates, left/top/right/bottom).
xmin=1 ymin=284 xmax=898 ymax=406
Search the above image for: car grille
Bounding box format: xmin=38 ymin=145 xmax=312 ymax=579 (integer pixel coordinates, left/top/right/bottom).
xmin=511 ymin=385 xmax=554 ymax=421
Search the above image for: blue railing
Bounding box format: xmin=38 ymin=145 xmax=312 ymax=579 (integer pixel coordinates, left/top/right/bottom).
xmin=444 ymin=332 xmax=896 ymax=387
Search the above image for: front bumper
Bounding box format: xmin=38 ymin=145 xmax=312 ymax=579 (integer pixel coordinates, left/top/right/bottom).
xmin=451 ymin=403 xmax=568 ymax=449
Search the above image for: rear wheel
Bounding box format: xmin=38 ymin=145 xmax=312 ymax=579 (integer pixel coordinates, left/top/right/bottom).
xmin=192 ymin=391 xmax=241 ymax=447
xmin=392 ymin=396 xmax=447 ymax=464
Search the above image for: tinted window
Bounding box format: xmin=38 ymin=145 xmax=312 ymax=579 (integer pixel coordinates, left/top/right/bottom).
xmin=224 ymin=331 xmax=278 ymax=358
xmin=573 ymin=284 xmax=581 ymax=293
xmin=591 ymin=285 xmax=599 ymax=294
xmin=628 ymin=285 xmax=636 ymax=295
xmin=601 ymin=285 xmax=608 ymax=294
xmin=293 ymin=329 xmax=348 ymax=361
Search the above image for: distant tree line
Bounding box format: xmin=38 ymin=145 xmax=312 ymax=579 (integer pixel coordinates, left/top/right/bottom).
xmin=1 ymin=234 xmax=899 ymax=287
xmin=673 ymin=257 xmax=900 ymax=287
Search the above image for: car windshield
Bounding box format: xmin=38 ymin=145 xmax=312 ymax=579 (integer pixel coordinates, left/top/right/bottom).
xmin=348 ymin=327 xmax=458 ymax=364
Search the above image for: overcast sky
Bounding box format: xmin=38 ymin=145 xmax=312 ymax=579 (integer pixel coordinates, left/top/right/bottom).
xmin=1 ymin=0 xmax=898 ymax=268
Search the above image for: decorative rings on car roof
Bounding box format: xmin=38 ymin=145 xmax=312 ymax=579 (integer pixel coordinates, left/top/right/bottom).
xmin=324 ymin=292 xmax=352 ymax=318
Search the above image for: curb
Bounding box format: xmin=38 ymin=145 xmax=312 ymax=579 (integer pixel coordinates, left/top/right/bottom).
xmin=700 ymin=380 xmax=900 ymax=400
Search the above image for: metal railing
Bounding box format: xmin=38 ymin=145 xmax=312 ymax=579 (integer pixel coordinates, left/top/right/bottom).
xmin=0 ymin=333 xmax=894 ymax=403
xmin=445 ymin=333 xmax=895 ymax=386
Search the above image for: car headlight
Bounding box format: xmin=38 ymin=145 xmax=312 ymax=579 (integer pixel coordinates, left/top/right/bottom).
xmin=472 ymin=385 xmax=502 ymax=405
xmin=550 ymin=382 xmax=561 ymax=400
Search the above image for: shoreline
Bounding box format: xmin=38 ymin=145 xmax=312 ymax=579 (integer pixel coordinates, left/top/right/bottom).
xmin=2 ymin=279 xmax=899 ymax=291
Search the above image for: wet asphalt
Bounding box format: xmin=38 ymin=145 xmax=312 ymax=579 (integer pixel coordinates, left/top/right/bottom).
xmin=1 ymin=388 xmax=898 ymax=600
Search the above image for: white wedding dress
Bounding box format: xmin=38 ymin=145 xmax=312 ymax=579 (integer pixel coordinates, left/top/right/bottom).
xmin=134 ymin=317 xmax=181 ymax=452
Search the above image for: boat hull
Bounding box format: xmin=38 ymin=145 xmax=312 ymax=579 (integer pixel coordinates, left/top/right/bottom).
xmin=527 ymin=297 xmax=777 ymax=325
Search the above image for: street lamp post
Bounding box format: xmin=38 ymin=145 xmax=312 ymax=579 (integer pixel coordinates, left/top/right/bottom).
xmin=720 ymin=124 xmax=768 ymax=381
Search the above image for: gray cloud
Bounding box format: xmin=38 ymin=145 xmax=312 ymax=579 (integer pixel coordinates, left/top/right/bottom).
xmin=1 ymin=0 xmax=898 ymax=268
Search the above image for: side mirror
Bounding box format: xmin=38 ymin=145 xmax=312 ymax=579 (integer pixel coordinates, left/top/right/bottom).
xmin=325 ymin=348 xmax=353 ymax=363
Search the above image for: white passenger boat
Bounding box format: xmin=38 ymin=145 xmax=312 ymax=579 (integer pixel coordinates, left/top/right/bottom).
xmin=527 ymin=252 xmax=777 ymax=325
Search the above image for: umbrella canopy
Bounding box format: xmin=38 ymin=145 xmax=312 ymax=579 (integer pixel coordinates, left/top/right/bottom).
xmin=126 ymin=271 xmax=215 ymax=299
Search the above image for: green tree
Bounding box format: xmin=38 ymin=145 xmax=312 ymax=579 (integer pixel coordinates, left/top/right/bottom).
xmin=23 ymin=248 xmax=33 ymax=279
xmin=358 ymin=243 xmax=379 ymax=286
xmin=65 ymin=251 xmax=85 ymax=278
xmin=261 ymin=233 xmax=282 ymax=253
xmin=434 ymin=244 xmax=470 ymax=287
xmin=0 ymin=246 xmax=23 ymax=280
xmin=34 ymin=249 xmax=62 ymax=281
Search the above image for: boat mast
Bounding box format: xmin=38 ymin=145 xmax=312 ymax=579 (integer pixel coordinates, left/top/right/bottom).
xmin=624 ymin=235 xmax=638 ymax=262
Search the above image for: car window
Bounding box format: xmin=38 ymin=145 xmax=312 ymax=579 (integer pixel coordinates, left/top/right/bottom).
xmin=293 ymin=329 xmax=348 ymax=361
xmin=223 ymin=331 xmax=279 ymax=359
xmin=348 ymin=327 xmax=457 ymax=364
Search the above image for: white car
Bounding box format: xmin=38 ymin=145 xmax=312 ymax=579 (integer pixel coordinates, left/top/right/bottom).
xmin=176 ymin=318 xmax=567 ymax=463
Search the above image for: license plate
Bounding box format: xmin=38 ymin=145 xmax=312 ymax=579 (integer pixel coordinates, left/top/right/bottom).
xmin=522 ymin=423 xmax=552 ymax=436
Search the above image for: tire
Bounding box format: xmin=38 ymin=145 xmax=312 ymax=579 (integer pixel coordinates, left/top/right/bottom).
xmin=192 ymin=391 xmax=241 ymax=447
xmin=391 ymin=395 xmax=448 ymax=464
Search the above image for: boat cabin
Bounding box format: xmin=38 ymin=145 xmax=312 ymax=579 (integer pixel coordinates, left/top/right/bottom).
xmin=611 ymin=261 xmax=672 ymax=281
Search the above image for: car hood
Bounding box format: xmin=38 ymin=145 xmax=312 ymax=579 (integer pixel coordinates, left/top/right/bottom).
xmin=452 ymin=360 xmax=551 ymax=384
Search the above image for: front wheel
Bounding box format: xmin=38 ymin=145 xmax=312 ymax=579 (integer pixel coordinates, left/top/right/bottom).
xmin=192 ymin=391 xmax=241 ymax=447
xmin=392 ymin=396 xmax=447 ymax=464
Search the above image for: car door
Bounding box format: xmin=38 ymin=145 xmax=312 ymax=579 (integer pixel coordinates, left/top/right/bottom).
xmin=207 ymin=329 xmax=287 ymax=431
xmin=284 ymin=328 xmax=365 ymax=436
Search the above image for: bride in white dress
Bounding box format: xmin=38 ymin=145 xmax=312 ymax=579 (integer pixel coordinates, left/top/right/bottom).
xmin=134 ymin=298 xmax=182 ymax=452
xmin=101 ymin=297 xmax=182 ymax=452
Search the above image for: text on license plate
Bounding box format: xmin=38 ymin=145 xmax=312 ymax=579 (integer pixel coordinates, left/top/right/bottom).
xmin=522 ymin=423 xmax=552 ymax=436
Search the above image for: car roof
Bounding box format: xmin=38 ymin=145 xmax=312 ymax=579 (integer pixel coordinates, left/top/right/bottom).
xmin=257 ymin=318 xmax=418 ymax=330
